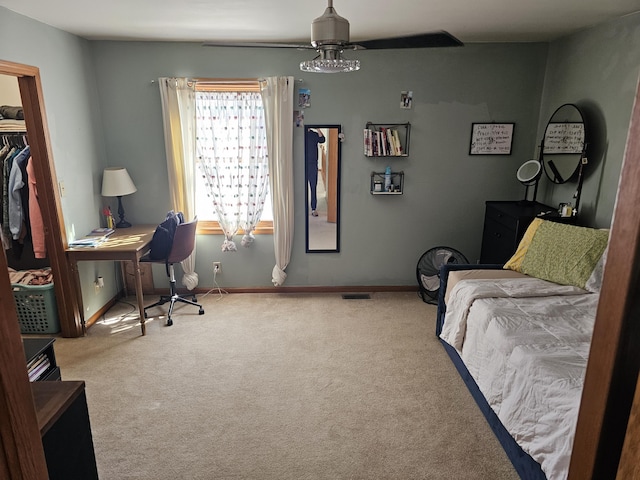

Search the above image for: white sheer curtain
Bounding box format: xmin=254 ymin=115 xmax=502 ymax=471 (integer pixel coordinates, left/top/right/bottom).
xmin=260 ymin=76 xmax=294 ymax=286
xmin=157 ymin=77 xmax=199 ymax=290
xmin=195 ymin=91 xmax=269 ymax=251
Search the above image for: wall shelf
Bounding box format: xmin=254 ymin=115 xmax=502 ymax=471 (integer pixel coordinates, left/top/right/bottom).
xmin=364 ymin=122 xmax=410 ymax=157
xmin=371 ymin=171 xmax=404 ymax=195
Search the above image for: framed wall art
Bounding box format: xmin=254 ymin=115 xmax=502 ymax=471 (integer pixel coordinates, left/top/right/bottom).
xmin=469 ymin=123 xmax=515 ymax=155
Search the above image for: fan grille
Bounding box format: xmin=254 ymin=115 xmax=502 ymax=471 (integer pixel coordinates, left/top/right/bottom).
xmin=416 ymin=246 xmax=469 ymax=304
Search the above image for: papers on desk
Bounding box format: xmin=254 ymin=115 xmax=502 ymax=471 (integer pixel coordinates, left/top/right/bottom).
xmin=87 ymin=227 xmax=115 ymax=236
xmin=68 ymin=229 xmax=114 ymax=247
xmin=68 ymin=237 xmax=107 ymax=248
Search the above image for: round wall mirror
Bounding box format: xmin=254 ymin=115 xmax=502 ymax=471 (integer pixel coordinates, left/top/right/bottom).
xmin=541 ymin=103 xmax=586 ymax=184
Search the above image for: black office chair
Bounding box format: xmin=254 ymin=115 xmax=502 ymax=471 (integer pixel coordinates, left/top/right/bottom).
xmin=142 ymin=217 xmax=204 ymax=326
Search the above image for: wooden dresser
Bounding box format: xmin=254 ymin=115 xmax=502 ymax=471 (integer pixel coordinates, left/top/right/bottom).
xmin=479 ymin=201 xmax=556 ymax=264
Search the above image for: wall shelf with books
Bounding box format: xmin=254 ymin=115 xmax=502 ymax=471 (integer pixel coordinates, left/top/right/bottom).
xmin=363 ymin=122 xmax=410 ymax=157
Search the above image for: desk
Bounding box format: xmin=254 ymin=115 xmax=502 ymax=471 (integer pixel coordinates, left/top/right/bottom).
xmin=66 ymin=224 xmax=156 ymax=335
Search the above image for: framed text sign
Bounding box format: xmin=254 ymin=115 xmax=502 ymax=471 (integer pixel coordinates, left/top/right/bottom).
xmin=469 ymin=123 xmax=514 ymax=155
xmin=543 ymin=123 xmax=584 ymax=154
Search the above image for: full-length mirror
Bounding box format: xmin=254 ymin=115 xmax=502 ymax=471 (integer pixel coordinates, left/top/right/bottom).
xmin=305 ymin=124 xmax=341 ymax=252
xmin=541 ymin=103 xmax=586 ymax=184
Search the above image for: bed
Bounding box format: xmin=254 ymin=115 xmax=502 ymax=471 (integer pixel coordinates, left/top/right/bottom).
xmin=436 ymin=218 xmax=609 ymax=480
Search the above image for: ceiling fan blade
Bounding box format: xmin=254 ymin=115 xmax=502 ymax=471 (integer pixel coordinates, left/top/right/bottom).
xmin=355 ymin=31 xmax=463 ymax=50
xmin=202 ymin=41 xmax=313 ymax=49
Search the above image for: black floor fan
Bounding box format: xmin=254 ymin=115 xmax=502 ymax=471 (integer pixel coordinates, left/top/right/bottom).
xmin=416 ymin=246 xmax=469 ymax=304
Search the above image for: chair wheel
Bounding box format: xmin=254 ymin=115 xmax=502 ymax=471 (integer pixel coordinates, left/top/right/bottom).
xmin=166 ymin=318 xmax=173 ymax=326
xmin=144 ymin=312 xmax=148 ymax=319
xmin=199 ymin=308 xmax=205 ymax=315
xmin=192 ymin=296 xmax=197 ymax=302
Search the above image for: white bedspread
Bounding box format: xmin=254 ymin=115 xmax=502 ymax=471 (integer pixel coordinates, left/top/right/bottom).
xmin=439 ymin=278 xmax=599 ymax=480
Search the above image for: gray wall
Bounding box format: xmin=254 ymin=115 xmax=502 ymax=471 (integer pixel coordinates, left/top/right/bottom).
xmin=90 ymin=41 xmax=547 ymax=289
xmin=2 ymin=6 xmax=639 ymax=320
xmin=536 ymin=13 xmax=640 ymax=228
xmin=0 ymin=7 xmax=114 ymax=316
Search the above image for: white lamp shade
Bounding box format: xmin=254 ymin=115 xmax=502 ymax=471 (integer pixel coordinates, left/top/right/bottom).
xmin=101 ymin=167 xmax=137 ymax=197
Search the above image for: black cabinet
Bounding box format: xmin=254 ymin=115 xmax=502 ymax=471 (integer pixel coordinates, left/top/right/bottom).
xmin=23 ymin=337 xmax=61 ymax=381
xmin=32 ymin=381 xmax=99 ymax=480
xmin=479 ymin=201 xmax=556 ymax=264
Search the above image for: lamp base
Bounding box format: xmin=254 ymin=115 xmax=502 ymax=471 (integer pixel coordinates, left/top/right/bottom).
xmin=115 ymin=195 xmax=132 ymax=228
xmin=116 ymin=219 xmax=132 ymax=228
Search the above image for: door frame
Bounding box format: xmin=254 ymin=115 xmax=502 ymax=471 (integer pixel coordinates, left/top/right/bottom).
xmin=569 ymin=79 xmax=640 ymax=477
xmin=0 ymin=60 xmax=83 ymax=338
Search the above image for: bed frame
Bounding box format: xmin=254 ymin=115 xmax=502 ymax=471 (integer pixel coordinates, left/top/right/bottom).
xmin=436 ymin=263 xmax=547 ymax=480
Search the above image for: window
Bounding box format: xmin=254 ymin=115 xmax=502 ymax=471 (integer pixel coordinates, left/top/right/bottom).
xmin=194 ymin=80 xmax=272 ymax=235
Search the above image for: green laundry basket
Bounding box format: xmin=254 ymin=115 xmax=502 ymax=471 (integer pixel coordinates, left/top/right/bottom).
xmin=12 ymin=283 xmax=60 ymax=334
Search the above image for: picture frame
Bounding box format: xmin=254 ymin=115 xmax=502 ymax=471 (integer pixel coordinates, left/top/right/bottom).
xmin=400 ymin=90 xmax=413 ymax=109
xmin=469 ymin=123 xmax=515 ymax=155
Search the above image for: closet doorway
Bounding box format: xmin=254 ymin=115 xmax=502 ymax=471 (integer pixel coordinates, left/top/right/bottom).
xmin=0 ymin=60 xmax=82 ymax=337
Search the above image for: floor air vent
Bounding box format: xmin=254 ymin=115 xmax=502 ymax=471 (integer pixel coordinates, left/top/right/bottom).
xmin=341 ymin=293 xmax=371 ymax=300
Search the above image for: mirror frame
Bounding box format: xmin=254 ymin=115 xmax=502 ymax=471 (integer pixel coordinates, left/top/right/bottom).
xmin=540 ymin=103 xmax=586 ymax=184
xmin=516 ymin=159 xmax=542 ymax=203
xmin=304 ymin=124 xmax=341 ymax=253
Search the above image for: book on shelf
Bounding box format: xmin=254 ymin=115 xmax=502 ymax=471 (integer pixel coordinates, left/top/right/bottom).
xmin=392 ymin=129 xmax=403 ymax=155
xmin=363 ymin=126 xmax=404 ymax=156
xmin=363 ymin=128 xmax=372 ymax=156
xmin=27 ymin=353 xmax=47 ymax=371
xmin=27 ymin=354 xmax=51 ymax=381
xmin=29 ymin=361 xmax=50 ymax=381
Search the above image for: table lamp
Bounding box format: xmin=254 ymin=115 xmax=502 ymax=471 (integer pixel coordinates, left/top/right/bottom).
xmin=101 ymin=167 xmax=137 ymax=228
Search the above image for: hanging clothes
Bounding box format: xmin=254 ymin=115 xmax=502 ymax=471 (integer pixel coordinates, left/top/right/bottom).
xmin=0 ymin=134 xmax=35 ymax=257
xmin=8 ymin=145 xmax=29 ymax=240
xmin=1 ymin=144 xmax=19 ymax=248
xmin=26 ymin=156 xmax=46 ymax=259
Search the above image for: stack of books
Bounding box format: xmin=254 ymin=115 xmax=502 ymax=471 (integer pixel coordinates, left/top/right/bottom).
xmin=68 ymin=227 xmax=114 ymax=248
xmin=363 ymin=127 xmax=403 ymax=156
xmin=27 ymin=353 xmax=51 ymax=381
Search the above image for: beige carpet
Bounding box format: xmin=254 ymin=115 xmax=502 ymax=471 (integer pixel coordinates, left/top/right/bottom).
xmin=53 ymin=291 xmax=518 ymax=480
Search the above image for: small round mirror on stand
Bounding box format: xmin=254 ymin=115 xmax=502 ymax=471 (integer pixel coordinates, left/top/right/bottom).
xmin=516 ymin=159 xmax=542 ymax=204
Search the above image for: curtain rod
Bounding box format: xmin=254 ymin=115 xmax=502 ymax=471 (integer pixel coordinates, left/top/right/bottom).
xmin=150 ymin=78 xmax=303 ymax=84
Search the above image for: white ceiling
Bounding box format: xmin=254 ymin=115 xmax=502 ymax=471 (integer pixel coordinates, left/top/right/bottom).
xmin=0 ymin=0 xmax=639 ymax=44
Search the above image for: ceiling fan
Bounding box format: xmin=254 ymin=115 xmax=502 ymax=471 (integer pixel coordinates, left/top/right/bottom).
xmin=203 ymin=0 xmax=463 ymax=73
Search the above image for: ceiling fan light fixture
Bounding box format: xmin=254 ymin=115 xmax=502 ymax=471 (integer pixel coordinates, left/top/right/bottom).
xmin=300 ymin=47 xmax=360 ymax=73
xmin=300 ymin=57 xmax=360 ymax=73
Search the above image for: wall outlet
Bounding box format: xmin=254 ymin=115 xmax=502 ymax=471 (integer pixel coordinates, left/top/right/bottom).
xmin=213 ymin=261 xmax=222 ymax=273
